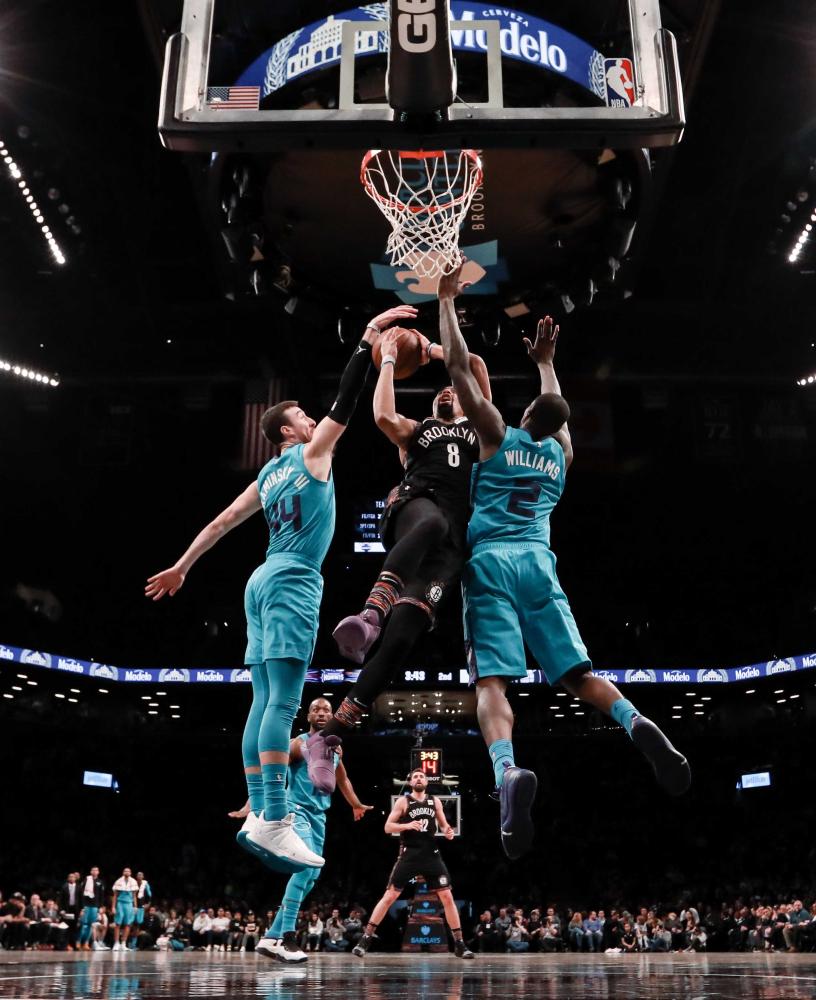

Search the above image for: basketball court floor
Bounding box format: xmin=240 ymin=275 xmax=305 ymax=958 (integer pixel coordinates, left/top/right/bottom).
xmin=2 ymin=952 xmax=816 ymax=999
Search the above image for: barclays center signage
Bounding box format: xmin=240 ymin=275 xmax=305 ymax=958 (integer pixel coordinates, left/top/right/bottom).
xmin=236 ymin=4 xmax=616 ymax=105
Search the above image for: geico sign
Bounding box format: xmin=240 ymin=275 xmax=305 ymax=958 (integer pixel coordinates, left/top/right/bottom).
xmin=397 ymin=0 xmax=438 ymax=53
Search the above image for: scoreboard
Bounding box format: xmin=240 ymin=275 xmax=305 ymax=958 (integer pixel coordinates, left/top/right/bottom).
xmin=410 ymin=747 xmax=443 ymax=778
xmin=353 ymin=498 xmax=386 ymax=553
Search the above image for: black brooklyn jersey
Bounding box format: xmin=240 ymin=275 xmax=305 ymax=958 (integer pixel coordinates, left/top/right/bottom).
xmin=400 ymin=794 xmax=438 ymax=849
xmin=403 ymin=417 xmax=479 ymax=511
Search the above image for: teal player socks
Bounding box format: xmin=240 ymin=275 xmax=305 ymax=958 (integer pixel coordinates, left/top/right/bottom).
xmin=257 ymin=657 xmax=307 ymax=821
xmin=261 ymin=762 xmax=288 ymax=821
xmin=489 ymin=738 xmax=515 ymax=788
xmin=246 ymin=772 xmax=264 ymax=816
xmin=610 ymin=697 xmax=639 ymax=736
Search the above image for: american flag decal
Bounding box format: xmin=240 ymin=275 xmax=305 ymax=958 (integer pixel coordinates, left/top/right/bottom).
xmin=239 ymin=377 xmax=287 ymax=471
xmin=206 ymin=86 xmax=260 ymax=110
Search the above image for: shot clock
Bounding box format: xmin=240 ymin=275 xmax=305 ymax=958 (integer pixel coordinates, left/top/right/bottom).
xmin=410 ymin=748 xmax=443 ymax=779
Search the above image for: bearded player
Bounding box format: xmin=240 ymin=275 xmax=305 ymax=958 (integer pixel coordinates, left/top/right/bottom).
xmin=437 ymin=263 xmax=691 ymax=860
xmin=352 ymin=769 xmax=473 ymax=960
xmin=324 ymin=325 xmax=490 ymax=741
xmin=230 ymin=697 xmax=373 ymax=963
xmin=146 ymin=306 xmax=416 ymax=871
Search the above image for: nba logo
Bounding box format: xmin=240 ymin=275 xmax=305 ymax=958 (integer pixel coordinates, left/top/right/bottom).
xmin=604 ymin=58 xmax=636 ymax=107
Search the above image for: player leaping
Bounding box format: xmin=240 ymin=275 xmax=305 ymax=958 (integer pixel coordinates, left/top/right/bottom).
xmin=146 ymin=306 xmax=416 ymax=872
xmin=437 ymin=264 xmax=690 ymax=860
xmin=323 ymin=327 xmax=490 ymax=739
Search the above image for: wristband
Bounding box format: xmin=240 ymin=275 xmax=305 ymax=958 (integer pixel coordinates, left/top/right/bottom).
xmin=426 ymin=341 xmax=440 ymax=361
xmin=381 ymin=355 xmax=396 ymax=367
xmin=366 ymin=324 xmax=380 ymax=335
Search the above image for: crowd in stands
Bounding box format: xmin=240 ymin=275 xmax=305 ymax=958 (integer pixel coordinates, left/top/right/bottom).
xmin=4 ymin=878 xmax=816 ymax=956
xmin=468 ymin=900 xmax=816 ymax=954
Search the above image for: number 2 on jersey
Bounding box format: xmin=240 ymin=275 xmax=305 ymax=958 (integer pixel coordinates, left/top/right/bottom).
xmin=507 ymin=479 xmax=541 ymax=518
xmin=269 ymin=494 xmax=302 ymax=534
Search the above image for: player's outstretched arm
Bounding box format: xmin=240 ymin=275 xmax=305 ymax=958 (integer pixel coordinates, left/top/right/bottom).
xmin=523 ymin=317 xmax=573 ymax=468
xmin=145 ymin=482 xmax=261 ymax=600
xmin=437 ymin=264 xmax=505 ymax=455
xmin=373 ymin=326 xmax=420 ymax=449
xmin=305 ymin=306 xmax=418 ymax=476
xmin=335 ymin=760 xmax=374 ymax=821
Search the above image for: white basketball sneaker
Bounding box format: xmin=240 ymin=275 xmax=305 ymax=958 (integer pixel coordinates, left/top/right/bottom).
xmin=246 ymin=813 xmax=324 ymax=869
xmin=256 ymin=933 xmax=308 ymax=964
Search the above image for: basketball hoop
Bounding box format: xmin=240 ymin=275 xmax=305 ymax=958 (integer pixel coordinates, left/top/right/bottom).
xmin=361 ymin=149 xmax=483 ymax=279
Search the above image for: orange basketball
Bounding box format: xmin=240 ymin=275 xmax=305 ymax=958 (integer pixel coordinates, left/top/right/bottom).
xmin=371 ymin=328 xmax=424 ymax=380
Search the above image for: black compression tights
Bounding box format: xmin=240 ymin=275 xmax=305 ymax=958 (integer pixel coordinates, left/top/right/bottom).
xmin=381 ymin=497 xmax=448 ymax=583
xmin=349 ymin=601 xmax=430 ymax=706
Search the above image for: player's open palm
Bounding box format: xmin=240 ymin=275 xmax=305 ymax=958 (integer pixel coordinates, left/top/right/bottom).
xmin=380 ymin=327 xmax=401 ymax=359
xmin=145 ymin=567 xmax=185 ymax=600
xmin=523 ymin=316 xmax=559 ymax=365
xmin=370 ymin=305 xmax=418 ymax=331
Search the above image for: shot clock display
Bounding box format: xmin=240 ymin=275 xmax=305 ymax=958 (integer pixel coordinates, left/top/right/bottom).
xmin=410 ymin=748 xmax=443 ymax=779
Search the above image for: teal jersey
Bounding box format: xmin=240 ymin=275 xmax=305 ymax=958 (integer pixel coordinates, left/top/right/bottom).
xmin=288 ymin=732 xmax=337 ymax=813
xmin=257 ymin=444 xmax=335 ymax=565
xmin=468 ymin=426 xmax=566 ymax=548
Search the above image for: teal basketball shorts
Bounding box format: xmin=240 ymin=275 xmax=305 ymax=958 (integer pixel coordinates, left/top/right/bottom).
xmin=462 ymin=542 xmax=590 ymax=684
xmin=244 ymin=555 xmax=323 ymax=666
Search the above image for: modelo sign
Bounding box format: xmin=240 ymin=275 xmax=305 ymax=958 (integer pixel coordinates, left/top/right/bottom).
xmin=237 ymin=4 xmax=609 ymax=103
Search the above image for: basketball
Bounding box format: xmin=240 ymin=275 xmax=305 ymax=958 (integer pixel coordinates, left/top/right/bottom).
xmin=371 ymin=328 xmax=425 ymax=380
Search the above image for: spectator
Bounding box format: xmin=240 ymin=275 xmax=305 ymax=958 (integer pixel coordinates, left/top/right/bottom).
xmin=469 ymin=911 xmax=500 ymax=953
xmin=494 ymin=907 xmax=511 ymax=947
xmin=306 ymin=911 xmax=323 ymax=952
xmin=323 ymin=909 xmax=349 ymax=952
xmin=648 ymin=919 xmax=672 ymax=952
xmin=241 ymin=911 xmax=260 ymax=953
xmin=620 ymin=922 xmax=637 ymax=953
xmin=568 ymin=912 xmax=586 ymax=952
xmin=192 ymin=909 xmax=212 ymax=950
xmin=506 ymin=913 xmax=530 ymax=953
xmin=541 ymin=911 xmax=564 ymax=953
xmin=0 ymin=894 xmax=29 ymax=951
xmin=343 ymin=909 xmax=364 ymax=948
xmin=583 ymin=911 xmax=604 ymax=953
xmin=24 ymin=894 xmax=47 ymax=949
xmin=210 ymin=907 xmax=230 ymax=951
xmin=229 ymin=911 xmax=245 ymax=952
xmin=526 ymin=908 xmax=544 ymax=952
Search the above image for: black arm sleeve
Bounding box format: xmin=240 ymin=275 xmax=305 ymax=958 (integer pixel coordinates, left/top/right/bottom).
xmin=328 ymin=339 xmax=373 ymax=426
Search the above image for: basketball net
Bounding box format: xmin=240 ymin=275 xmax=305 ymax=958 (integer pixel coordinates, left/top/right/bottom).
xmin=361 ymin=149 xmax=483 ymax=279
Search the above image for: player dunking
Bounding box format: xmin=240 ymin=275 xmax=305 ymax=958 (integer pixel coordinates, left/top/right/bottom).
xmin=352 ymin=769 xmax=473 ymax=960
xmin=437 ymin=263 xmax=690 ymax=859
xmin=325 ymin=325 xmax=490 ymax=738
xmin=146 ymin=306 xmax=416 ymax=871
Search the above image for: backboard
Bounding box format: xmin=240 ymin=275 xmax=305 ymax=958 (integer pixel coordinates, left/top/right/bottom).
xmin=159 ymin=1 xmax=684 ymax=152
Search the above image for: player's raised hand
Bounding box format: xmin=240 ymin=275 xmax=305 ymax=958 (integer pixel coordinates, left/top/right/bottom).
xmin=145 ymin=567 xmax=185 ymax=601
xmin=380 ymin=326 xmax=401 ymax=361
xmin=523 ymin=316 xmax=560 ymax=366
xmin=369 ymin=305 xmax=418 ymax=332
xmin=352 ymin=803 xmax=374 ymax=822
xmin=436 ymin=259 xmax=469 ymax=300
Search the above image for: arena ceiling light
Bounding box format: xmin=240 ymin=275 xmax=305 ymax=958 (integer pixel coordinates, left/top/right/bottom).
xmin=0 ymin=358 xmax=59 ymax=387
xmin=0 ymin=136 xmax=66 ymax=266
xmin=796 ymin=372 xmax=816 ymax=386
